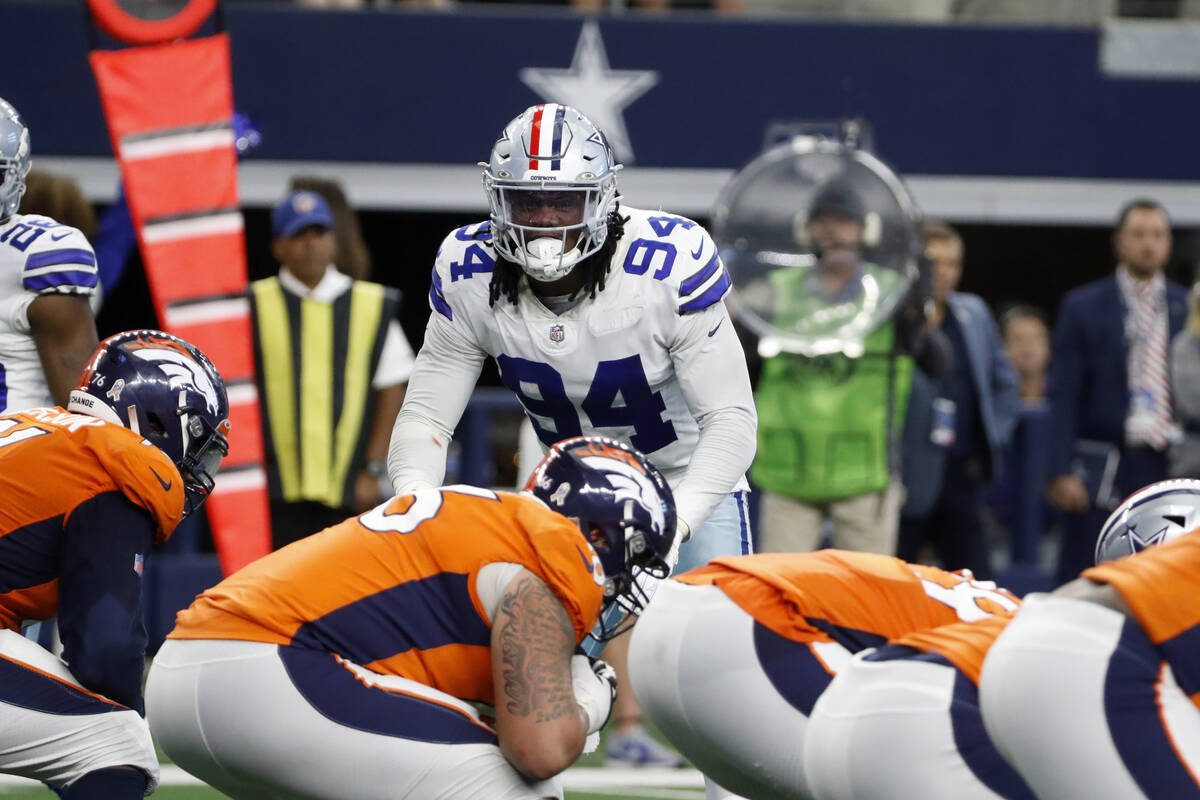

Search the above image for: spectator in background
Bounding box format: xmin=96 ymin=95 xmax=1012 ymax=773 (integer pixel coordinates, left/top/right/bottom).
xmin=289 ymin=176 xmax=371 ymax=281
xmin=1169 ymin=282 xmax=1200 ymax=478
xmin=898 ymin=220 xmax=1019 ymax=580
xmin=1045 ymin=198 xmax=1188 ymax=585
xmin=20 ymin=172 xmax=100 ymax=316
xmin=988 ymin=303 xmax=1055 ymax=580
xmin=0 ymin=100 xmax=99 ymax=411
xmin=250 ymin=188 xmax=415 ymax=549
xmin=752 ymin=183 xmax=950 ymax=557
xmin=1001 ymin=304 xmax=1050 ymax=404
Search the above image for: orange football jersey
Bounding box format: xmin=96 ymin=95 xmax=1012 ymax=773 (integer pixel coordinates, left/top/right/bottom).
xmin=0 ymin=406 xmax=184 ymax=631
xmin=890 ymin=613 xmax=1016 ymax=685
xmin=676 ymin=551 xmax=1019 ymax=650
xmin=170 ymin=487 xmax=607 ymax=706
xmin=1083 ymin=528 xmax=1200 ymax=651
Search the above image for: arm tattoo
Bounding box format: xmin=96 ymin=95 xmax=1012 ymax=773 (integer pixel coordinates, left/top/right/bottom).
xmin=496 ymin=571 xmax=576 ymax=722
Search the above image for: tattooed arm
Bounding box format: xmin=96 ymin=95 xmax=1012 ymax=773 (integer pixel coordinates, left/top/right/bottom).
xmin=491 ymin=567 xmax=588 ymax=780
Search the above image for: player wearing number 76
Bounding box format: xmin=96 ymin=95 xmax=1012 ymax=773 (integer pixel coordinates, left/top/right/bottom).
xmin=387 ymin=102 xmax=756 ymax=575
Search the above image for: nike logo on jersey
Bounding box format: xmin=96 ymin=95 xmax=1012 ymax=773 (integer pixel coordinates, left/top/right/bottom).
xmin=707 ymin=319 xmax=724 ymax=337
xmin=49 ymin=230 xmax=72 ymax=241
xmin=576 ymin=545 xmax=595 ymax=574
xmin=691 ymin=240 xmax=704 ymax=259
xmin=149 ymin=465 xmax=173 ymax=491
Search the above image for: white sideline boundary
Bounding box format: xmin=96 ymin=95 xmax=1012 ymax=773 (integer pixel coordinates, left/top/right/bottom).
xmin=0 ymin=764 xmax=707 ymax=795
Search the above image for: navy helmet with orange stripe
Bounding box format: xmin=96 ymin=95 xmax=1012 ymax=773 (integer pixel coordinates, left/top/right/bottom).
xmin=481 ymin=104 xmax=621 ymax=283
xmin=68 ymin=329 xmax=230 ymax=518
xmin=525 ymin=435 xmax=675 ymax=639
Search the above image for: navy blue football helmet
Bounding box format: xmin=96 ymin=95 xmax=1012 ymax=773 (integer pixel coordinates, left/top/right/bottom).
xmin=67 ymin=330 xmax=230 ymax=518
xmin=524 ymin=435 xmax=676 ymax=639
xmin=1095 ymin=479 xmax=1200 ymax=564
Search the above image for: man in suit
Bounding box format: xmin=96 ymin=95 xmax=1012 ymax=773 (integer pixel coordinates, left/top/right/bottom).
xmin=899 ymin=220 xmax=1020 ymax=579
xmin=1045 ymin=198 xmax=1188 ymax=585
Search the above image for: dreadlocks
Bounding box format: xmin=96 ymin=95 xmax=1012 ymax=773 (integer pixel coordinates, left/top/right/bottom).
xmin=488 ymin=205 xmax=630 ymax=308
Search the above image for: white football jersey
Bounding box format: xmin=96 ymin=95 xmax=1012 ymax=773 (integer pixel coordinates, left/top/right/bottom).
xmin=0 ymin=213 xmax=97 ymax=411
xmin=419 ymin=206 xmax=750 ymax=482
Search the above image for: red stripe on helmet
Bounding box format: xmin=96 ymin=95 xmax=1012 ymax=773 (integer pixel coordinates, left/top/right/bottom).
xmin=528 ymin=104 xmax=546 ymax=172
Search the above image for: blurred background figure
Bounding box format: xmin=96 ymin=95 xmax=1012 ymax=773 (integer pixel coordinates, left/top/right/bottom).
xmin=716 ymin=134 xmax=948 ymax=557
xmin=1001 ymin=304 xmax=1051 ymax=405
xmin=898 ymin=219 xmax=1019 ymax=580
xmin=251 ymin=186 xmax=414 ymax=549
xmin=1045 ymin=198 xmax=1188 ymax=585
xmin=1169 ymin=282 xmax=1200 ymax=478
xmin=986 ymin=303 xmax=1055 ymax=590
xmin=19 ymin=171 xmax=101 ymax=316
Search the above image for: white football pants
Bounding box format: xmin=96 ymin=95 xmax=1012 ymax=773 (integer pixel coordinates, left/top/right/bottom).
xmin=803 ymin=647 xmax=1032 ymax=800
xmin=981 ymin=594 xmax=1200 ymax=799
xmin=629 ymin=580 xmax=837 ymax=799
xmin=147 ymin=638 xmax=562 ymax=800
xmin=0 ymin=629 xmax=158 ymax=792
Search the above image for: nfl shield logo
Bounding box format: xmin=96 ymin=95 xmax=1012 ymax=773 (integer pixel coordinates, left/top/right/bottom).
xmin=133 ymin=553 xmax=144 ymax=576
xmin=549 ymin=324 xmax=565 ymax=343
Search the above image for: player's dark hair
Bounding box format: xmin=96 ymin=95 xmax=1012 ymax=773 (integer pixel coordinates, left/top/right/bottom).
xmin=488 ymin=204 xmax=629 ymax=308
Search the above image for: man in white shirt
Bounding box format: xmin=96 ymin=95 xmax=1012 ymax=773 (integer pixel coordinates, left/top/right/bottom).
xmin=252 ymin=189 xmax=414 ymax=547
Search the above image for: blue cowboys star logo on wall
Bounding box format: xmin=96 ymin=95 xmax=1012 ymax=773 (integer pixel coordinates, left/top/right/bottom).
xmin=550 ymin=324 xmax=565 ymax=343
xmin=519 ymin=20 xmax=659 ymax=164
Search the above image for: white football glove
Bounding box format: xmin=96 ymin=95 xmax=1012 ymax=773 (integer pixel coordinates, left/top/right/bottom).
xmin=571 ymin=654 xmax=618 ymax=735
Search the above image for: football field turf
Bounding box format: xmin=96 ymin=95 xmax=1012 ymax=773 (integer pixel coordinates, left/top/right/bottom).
xmin=0 ymin=765 xmax=708 ymax=799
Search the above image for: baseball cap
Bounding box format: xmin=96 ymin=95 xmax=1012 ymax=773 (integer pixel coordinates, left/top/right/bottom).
xmin=808 ymin=180 xmax=866 ymax=223
xmin=271 ymin=190 xmax=334 ymax=238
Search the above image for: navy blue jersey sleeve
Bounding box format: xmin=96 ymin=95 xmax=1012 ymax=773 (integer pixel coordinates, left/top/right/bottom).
xmin=57 ymin=491 xmax=156 ymax=714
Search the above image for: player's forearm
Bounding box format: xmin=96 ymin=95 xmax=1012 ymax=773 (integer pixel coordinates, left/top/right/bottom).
xmin=672 ymin=403 xmax=757 ymax=532
xmin=386 ymin=410 xmax=451 ymax=493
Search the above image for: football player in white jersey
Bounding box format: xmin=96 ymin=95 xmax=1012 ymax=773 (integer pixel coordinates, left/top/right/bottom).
xmin=0 ymin=98 xmax=98 ymax=412
xmin=388 ymin=104 xmax=756 ymax=785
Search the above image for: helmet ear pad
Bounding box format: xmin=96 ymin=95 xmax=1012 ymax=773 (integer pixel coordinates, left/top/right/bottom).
xmin=68 ymin=329 xmax=230 ymax=517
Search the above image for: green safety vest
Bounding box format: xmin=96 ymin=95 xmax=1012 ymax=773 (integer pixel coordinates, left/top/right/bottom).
xmin=249 ymin=276 xmax=399 ymax=510
xmin=752 ymin=267 xmax=913 ymax=502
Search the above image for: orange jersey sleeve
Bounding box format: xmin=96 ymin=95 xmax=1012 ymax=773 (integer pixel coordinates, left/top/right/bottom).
xmin=676 ymin=551 xmax=1019 ymax=650
xmin=1082 ymin=529 xmax=1200 ymax=646
xmin=170 ymin=487 xmax=606 ymax=706
xmin=890 ymin=614 xmax=1016 ymax=685
xmin=0 ymin=407 xmax=184 ymax=629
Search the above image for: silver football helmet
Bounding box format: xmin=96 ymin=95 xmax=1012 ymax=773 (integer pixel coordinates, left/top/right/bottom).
xmin=481 ymin=103 xmax=621 ymax=282
xmin=0 ymin=98 xmax=30 ymax=222
xmin=1094 ymin=479 xmax=1200 ymax=564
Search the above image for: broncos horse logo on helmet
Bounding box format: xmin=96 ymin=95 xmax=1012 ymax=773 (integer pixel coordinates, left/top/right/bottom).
xmin=68 ymin=330 xmax=230 ymax=518
xmin=1094 ymin=478 xmax=1200 ymax=564
xmin=524 ymin=435 xmax=675 ymax=640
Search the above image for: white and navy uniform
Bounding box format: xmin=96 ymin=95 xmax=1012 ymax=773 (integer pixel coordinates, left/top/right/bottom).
xmin=0 ymin=213 xmax=97 ymax=411
xmin=390 ymin=208 xmax=756 ymax=572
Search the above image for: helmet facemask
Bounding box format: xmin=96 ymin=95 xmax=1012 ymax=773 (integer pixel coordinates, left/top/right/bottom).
xmin=485 ymin=177 xmax=618 ymax=282
xmin=177 ymin=406 xmax=229 ymax=518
